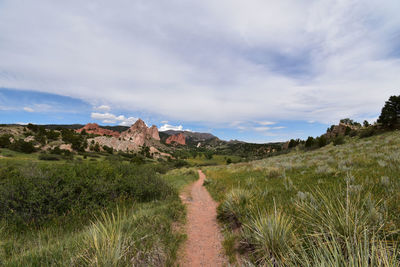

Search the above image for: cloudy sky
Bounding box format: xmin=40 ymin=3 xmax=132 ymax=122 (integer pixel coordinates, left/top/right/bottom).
xmin=0 ymin=0 xmax=399 ymax=142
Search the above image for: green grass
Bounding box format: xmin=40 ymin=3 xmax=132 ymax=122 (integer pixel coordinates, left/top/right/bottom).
xmin=0 ymin=160 xmax=197 ymax=266
xmin=203 ymin=131 xmax=400 ymax=265
xmin=185 ymin=154 xmax=242 ymax=166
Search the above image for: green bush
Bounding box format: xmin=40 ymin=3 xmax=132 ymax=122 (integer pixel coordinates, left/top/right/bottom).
xmin=305 ymin=136 xmax=315 ymax=148
xmin=9 ymin=139 xmax=36 ymax=153
xmin=38 ymin=153 xmax=61 ymax=161
xmin=359 ymin=127 xmax=375 ymax=138
xmin=333 ymin=135 xmax=345 ymax=146
xmin=0 ymin=134 xmax=12 ymax=148
xmin=316 ymin=135 xmax=328 ymax=147
xmin=102 ymin=145 xmax=113 ymax=154
xmin=0 ymin=162 xmax=175 ymax=228
xmin=173 ymin=159 xmax=189 ymax=168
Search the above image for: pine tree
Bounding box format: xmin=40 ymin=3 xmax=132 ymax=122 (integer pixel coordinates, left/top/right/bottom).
xmin=378 ymin=95 xmax=400 ymax=128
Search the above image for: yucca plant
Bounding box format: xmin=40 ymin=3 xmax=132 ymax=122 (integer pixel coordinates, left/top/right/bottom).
xmin=295 ymin=181 xmax=386 ymax=244
xmin=217 ymin=188 xmax=254 ymax=227
xmin=241 ymin=210 xmax=297 ymax=266
xmin=294 ymin=231 xmax=399 ymax=267
xmin=293 ymin=181 xmax=399 ymax=266
xmin=80 ymin=207 xmax=136 ymax=266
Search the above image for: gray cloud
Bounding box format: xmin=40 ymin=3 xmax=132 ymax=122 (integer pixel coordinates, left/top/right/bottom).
xmin=0 ymin=0 xmax=399 ymax=125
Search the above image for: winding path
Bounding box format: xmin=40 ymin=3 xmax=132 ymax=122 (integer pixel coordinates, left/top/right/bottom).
xmin=179 ymin=170 xmax=227 ymax=267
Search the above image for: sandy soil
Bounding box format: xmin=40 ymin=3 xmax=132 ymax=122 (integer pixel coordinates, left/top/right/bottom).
xmin=179 ymin=170 xmax=227 ymax=267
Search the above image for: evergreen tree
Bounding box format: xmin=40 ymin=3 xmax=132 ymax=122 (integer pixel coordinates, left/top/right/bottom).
xmin=378 ymin=95 xmax=400 ymax=128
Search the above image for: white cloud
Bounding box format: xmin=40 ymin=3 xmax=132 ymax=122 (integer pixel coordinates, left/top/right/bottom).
xmin=0 ymin=0 xmax=399 ymax=125
xmin=253 ymin=126 xmax=270 ymax=132
xmin=95 ymin=105 xmax=111 ymax=112
xmin=253 ymin=126 xmax=285 ymax=132
xmin=160 ymin=120 xmax=168 ymax=124
xmin=90 ymin=112 xmax=138 ymax=126
xmin=257 ymin=121 xmax=276 ymax=126
xmin=118 ymin=117 xmax=138 ymax=126
xmin=23 ymin=107 xmax=34 ymax=112
xmin=159 ymin=124 xmax=183 ymax=131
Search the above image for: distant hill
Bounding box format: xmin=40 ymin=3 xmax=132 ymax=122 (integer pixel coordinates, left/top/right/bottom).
xmin=42 ymin=124 xmax=130 ymax=133
xmin=160 ymin=130 xmax=219 ymax=146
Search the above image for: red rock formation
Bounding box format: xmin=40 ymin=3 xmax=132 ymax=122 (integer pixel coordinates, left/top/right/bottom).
xmin=148 ymin=125 xmax=161 ymax=141
xmin=76 ymin=123 xmax=120 ymax=137
xmin=120 ymin=119 xmax=160 ymax=146
xmin=166 ymin=133 xmax=186 ymax=145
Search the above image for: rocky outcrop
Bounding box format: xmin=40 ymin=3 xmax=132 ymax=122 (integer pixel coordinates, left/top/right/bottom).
xmin=76 ymin=123 xmax=120 ymax=138
xmin=120 ymin=119 xmax=160 ymax=146
xmin=166 ymin=133 xmax=186 ymax=145
xmin=85 ymin=119 xmax=163 ymax=153
xmin=148 ymin=125 xmax=160 ymax=140
xmin=325 ymin=123 xmax=360 ymax=138
xmin=89 ymin=136 xmax=139 ymax=151
xmin=60 ymin=144 xmax=72 ymax=152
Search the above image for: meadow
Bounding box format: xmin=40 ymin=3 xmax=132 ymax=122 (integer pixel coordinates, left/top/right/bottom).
xmin=0 ymin=158 xmax=197 ymax=266
xmin=185 ymin=154 xmax=242 ymax=167
xmin=203 ymin=131 xmax=400 ymax=266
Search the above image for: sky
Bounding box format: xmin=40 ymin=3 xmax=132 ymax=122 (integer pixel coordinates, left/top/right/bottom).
xmin=0 ymin=0 xmax=399 ymax=143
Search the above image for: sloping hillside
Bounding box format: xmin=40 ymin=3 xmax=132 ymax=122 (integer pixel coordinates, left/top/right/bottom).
xmin=203 ymin=131 xmax=400 ymax=265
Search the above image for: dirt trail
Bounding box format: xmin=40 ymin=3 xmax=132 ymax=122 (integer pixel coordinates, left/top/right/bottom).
xmin=179 ymin=170 xmax=227 ymax=267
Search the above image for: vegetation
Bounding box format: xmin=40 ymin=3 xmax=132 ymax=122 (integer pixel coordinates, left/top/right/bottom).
xmin=378 ymin=95 xmax=400 ymax=129
xmin=203 ymin=131 xmax=400 ymax=265
xmin=0 ymin=159 xmax=197 ymax=266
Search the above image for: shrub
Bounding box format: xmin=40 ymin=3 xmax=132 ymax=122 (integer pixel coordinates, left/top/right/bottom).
xmin=241 ymin=211 xmax=296 ymax=265
xmin=305 ymin=136 xmax=315 ymax=148
xmin=38 ymin=153 xmax=60 ymax=161
xmin=0 ymin=134 xmax=12 ymax=148
xmin=0 ymin=162 xmax=176 ymax=228
xmin=102 ymin=145 xmax=114 ymax=154
xmin=295 ymin=185 xmax=386 ymax=245
xmin=205 ymin=151 xmax=214 ymax=159
xmin=9 ymin=139 xmax=36 ymax=153
xmin=359 ymin=127 xmax=375 ymax=138
xmin=45 ymin=129 xmax=60 ymax=141
xmin=333 ymin=135 xmax=345 ymax=146
xmin=130 ymin=155 xmax=145 ymax=165
xmin=173 ymin=159 xmax=189 ymax=168
xmin=316 ymin=135 xmax=328 ymax=147
xmin=217 ymin=188 xmax=253 ymax=227
xmin=80 ymin=208 xmax=138 ymax=266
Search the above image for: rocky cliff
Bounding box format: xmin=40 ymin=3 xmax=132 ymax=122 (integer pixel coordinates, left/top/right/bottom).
xmin=325 ymin=123 xmax=360 ymax=138
xmin=76 ymin=123 xmax=120 ymax=138
xmin=86 ymin=119 xmax=163 ymax=153
xmin=119 ymin=119 xmax=160 ymax=146
xmin=166 ymin=133 xmax=186 ymax=145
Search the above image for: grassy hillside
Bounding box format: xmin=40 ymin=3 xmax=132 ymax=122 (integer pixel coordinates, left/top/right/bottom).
xmin=0 ymin=160 xmax=197 ymax=266
xmin=203 ymin=131 xmax=400 ymax=265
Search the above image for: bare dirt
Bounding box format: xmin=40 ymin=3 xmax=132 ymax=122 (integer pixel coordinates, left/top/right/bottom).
xmin=179 ymin=170 xmax=227 ymax=267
